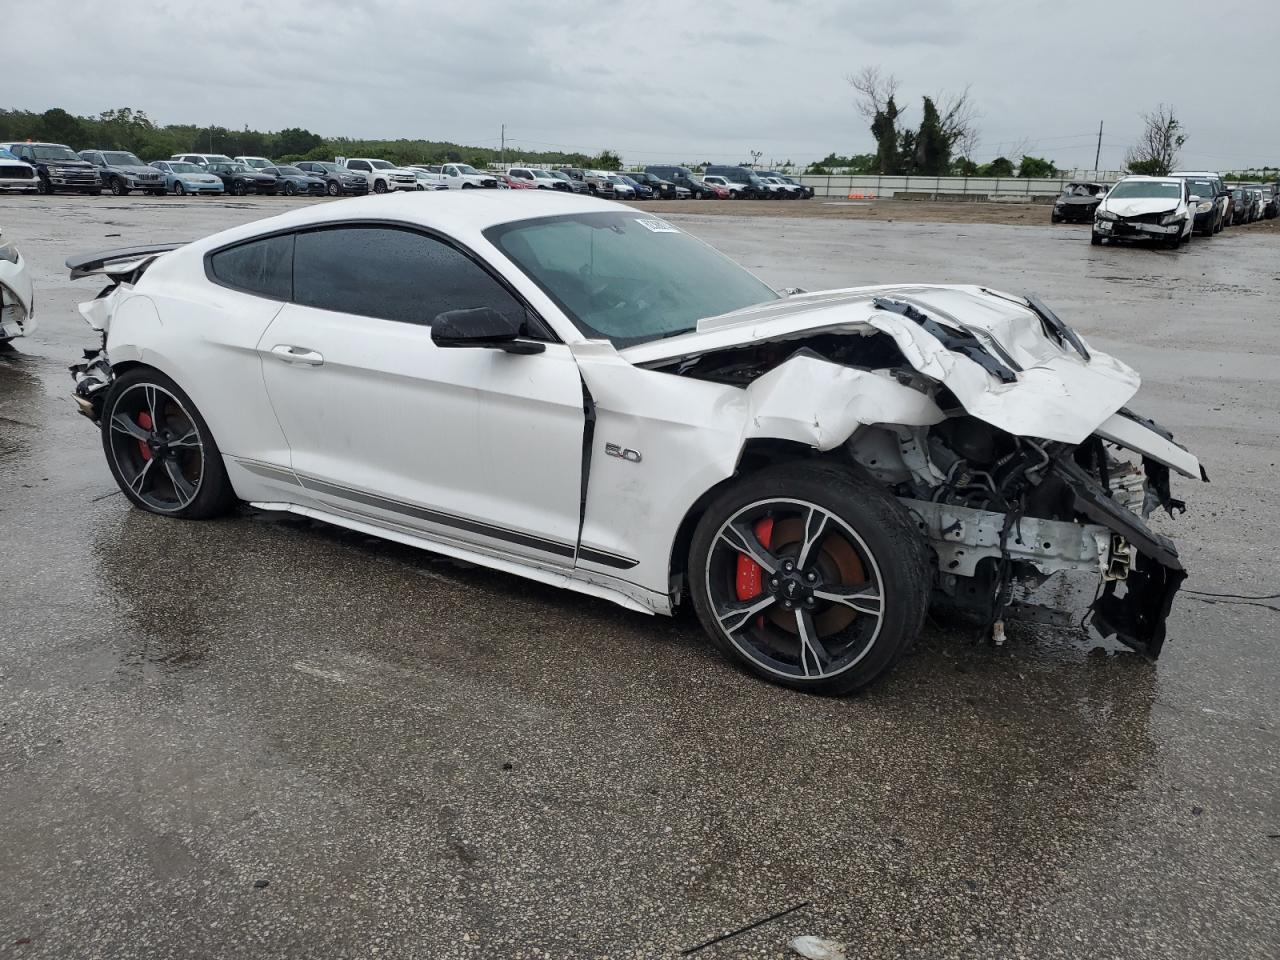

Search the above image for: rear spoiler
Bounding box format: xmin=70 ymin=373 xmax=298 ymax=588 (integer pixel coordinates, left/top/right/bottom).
xmin=66 ymin=242 xmax=188 ymax=281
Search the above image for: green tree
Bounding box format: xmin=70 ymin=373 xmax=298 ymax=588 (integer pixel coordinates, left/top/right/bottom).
xmin=1017 ymin=155 xmax=1058 ymax=178
xmin=981 ymin=157 xmax=1015 ymax=177
xmin=914 ymin=97 xmax=951 ymax=175
xmin=40 ymin=107 xmax=85 ymax=146
xmin=1125 ymin=104 xmax=1185 ymax=176
xmin=592 ymin=149 xmax=622 ymax=170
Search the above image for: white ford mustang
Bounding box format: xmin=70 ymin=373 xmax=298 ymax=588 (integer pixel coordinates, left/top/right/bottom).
xmin=68 ymin=192 xmax=1203 ymax=694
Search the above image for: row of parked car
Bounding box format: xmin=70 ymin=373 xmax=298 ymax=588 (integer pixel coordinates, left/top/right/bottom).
xmin=0 ymin=141 xmax=814 ymax=202
xmin=1051 ymin=171 xmax=1278 ymax=249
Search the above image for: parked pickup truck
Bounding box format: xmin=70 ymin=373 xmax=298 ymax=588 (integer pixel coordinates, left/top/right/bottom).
xmin=1 ymin=142 xmax=101 ymax=195
xmin=342 ymin=158 xmax=418 ymax=193
xmin=0 ymin=147 xmax=38 ymax=193
xmin=423 ymin=163 xmax=499 ymax=189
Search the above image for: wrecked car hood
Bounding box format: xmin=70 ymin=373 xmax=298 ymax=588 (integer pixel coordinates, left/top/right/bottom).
xmin=624 ymin=284 xmax=1142 ymax=446
xmin=1101 ymin=198 xmax=1180 ymax=218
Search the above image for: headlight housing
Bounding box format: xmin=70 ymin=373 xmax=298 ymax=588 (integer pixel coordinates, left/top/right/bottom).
xmin=1160 ymin=211 xmax=1184 ymax=226
xmin=1196 ymin=201 xmax=1213 ymax=212
xmin=0 ymin=240 xmax=19 ymax=264
xmin=1096 ymin=210 xmax=1117 ymax=221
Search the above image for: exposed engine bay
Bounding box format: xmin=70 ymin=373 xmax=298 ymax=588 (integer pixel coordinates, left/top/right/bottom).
xmin=644 ymin=293 xmax=1202 ymax=657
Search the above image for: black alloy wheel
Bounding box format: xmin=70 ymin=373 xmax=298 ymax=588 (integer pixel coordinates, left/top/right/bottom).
xmin=689 ymin=463 xmax=929 ymax=695
xmin=101 ymin=369 xmax=234 ymax=519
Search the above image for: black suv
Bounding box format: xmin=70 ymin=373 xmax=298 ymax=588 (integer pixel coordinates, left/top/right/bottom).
xmin=644 ymin=165 xmax=717 ymax=199
xmin=80 ymin=149 xmax=167 ymax=196
xmin=3 ymin=142 xmax=101 ymax=194
xmin=294 ymin=161 xmax=370 ymax=196
xmin=626 ymin=171 xmax=679 ymax=199
xmin=704 ymin=165 xmax=771 ymax=199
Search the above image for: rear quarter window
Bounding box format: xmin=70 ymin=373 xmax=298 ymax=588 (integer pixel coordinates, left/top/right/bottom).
xmin=208 ymin=234 xmax=294 ymax=301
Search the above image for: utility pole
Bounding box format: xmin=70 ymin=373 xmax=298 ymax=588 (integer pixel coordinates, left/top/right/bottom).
xmin=1094 ymin=120 xmax=1103 ymax=174
xmin=500 ymin=124 xmax=505 ymax=167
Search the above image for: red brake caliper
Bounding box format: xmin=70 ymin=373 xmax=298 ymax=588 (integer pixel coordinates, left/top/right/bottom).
xmin=735 ymin=517 xmax=775 ymax=601
xmin=136 ymin=411 xmax=153 ymax=461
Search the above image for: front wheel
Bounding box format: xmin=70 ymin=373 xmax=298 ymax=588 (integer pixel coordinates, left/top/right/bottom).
xmin=688 ymin=463 xmax=930 ymax=695
xmin=1090 ymin=231 xmax=1102 ymax=245
xmin=373 ymin=180 xmax=388 ymax=194
xmin=284 ymin=182 xmax=297 ymax=196
xmin=99 ymin=368 xmax=236 ymax=520
xmin=326 ymin=181 xmax=340 ymax=197
xmin=36 ymin=176 xmax=52 ymax=195
xmin=174 ymin=182 xmax=187 ymax=196
xmin=233 ymin=181 xmax=246 ymax=196
xmin=110 ymin=179 xmax=127 ymax=196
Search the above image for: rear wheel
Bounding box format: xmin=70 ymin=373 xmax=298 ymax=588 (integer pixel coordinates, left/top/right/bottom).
xmin=100 ymin=368 xmax=235 ymax=520
xmin=688 ymin=463 xmax=930 ymax=695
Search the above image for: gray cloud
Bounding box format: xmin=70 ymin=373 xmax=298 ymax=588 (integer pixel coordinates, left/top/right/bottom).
xmin=6 ymin=0 xmax=1278 ymax=171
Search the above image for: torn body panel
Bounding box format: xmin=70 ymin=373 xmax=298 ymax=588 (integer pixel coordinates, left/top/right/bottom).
xmin=615 ymin=284 xmax=1199 ymax=657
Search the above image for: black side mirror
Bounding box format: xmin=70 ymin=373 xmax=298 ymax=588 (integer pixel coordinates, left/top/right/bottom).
xmin=431 ymin=307 xmax=545 ymax=355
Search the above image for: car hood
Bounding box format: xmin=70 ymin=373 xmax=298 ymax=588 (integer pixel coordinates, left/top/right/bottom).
xmin=112 ymin=165 xmax=162 ymax=176
xmin=622 ymin=284 xmax=1143 ymax=445
xmin=44 ymin=159 xmax=95 ymax=168
xmin=1102 ymin=197 xmax=1181 ymax=217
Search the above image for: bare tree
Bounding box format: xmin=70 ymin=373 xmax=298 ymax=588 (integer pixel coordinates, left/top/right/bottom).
xmin=935 ymin=85 xmax=980 ymax=159
xmin=848 ymin=66 xmax=901 ymax=120
xmin=1125 ymin=104 xmax=1185 ymax=176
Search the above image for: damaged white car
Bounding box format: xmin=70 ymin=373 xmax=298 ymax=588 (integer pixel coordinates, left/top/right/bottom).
xmin=68 ymin=193 xmax=1203 ymax=694
xmin=1 ymin=229 xmax=36 ymax=343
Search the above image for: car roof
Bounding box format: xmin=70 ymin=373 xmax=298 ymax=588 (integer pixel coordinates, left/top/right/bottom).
xmin=1115 ymin=175 xmax=1181 ymax=184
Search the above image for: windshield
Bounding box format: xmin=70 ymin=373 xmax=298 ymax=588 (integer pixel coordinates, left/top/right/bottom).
xmin=369 ymin=160 xmax=395 ymax=170
xmin=532 ymin=169 xmax=554 ymax=179
xmin=167 ymin=162 xmax=201 ymax=173
xmin=486 ymin=212 xmax=779 ymax=346
xmin=1108 ymin=180 xmax=1181 ymax=200
xmin=455 ymin=164 xmax=479 ymax=175
xmin=1185 ymin=179 xmax=1215 ymax=197
xmin=241 ymin=158 xmax=270 ymax=168
xmin=32 ymin=145 xmax=81 ymax=161
xmin=103 ymin=151 xmax=144 ymax=166
xmin=0 ymin=148 xmax=17 ymax=161
xmin=203 ymin=155 xmax=233 ymax=163
xmin=275 ymin=166 xmax=303 ymax=176
xmin=227 ymin=163 xmax=252 ymax=173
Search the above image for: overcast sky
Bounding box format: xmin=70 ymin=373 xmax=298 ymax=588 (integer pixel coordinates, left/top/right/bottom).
xmin=8 ymin=0 xmax=1278 ymax=171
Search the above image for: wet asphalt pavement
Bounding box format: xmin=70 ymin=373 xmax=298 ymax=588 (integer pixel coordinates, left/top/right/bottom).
xmin=1 ymin=195 xmax=1277 ymax=959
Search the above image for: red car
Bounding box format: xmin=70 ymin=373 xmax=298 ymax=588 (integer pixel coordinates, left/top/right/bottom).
xmin=695 ymin=178 xmax=731 ymax=199
xmin=494 ymin=172 xmax=537 ymax=190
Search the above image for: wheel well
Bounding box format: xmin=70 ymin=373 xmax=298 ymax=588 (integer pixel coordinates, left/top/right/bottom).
xmin=667 ymin=438 xmax=816 ymax=604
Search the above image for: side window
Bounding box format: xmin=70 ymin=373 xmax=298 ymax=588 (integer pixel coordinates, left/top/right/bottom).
xmin=444 ymin=166 xmax=457 ymax=176
xmin=348 ymin=160 xmax=370 ymax=172
xmin=208 ymin=234 xmax=294 ymax=301
xmin=293 ymin=225 xmax=524 ymax=328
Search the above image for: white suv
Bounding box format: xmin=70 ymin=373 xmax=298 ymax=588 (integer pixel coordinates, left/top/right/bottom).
xmin=343 ymin=158 xmax=418 ymax=194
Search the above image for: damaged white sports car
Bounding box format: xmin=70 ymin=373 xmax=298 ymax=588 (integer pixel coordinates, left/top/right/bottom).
xmin=1 ymin=228 xmax=36 ymax=343
xmin=69 ymin=193 xmax=1203 ymax=694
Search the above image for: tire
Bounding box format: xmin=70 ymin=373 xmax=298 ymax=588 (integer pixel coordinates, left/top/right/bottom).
xmin=730 ymin=190 xmax=740 ymax=199
xmin=174 ymin=182 xmax=187 ymax=196
xmin=110 ymin=179 xmax=127 ymax=197
xmin=373 ymin=180 xmax=388 ymax=194
xmin=326 ymin=181 xmax=340 ymax=197
xmin=36 ymin=176 xmax=52 ymax=196
xmin=1090 ymin=231 xmax=1102 ymax=245
xmin=99 ymin=367 xmax=236 ymax=520
xmin=688 ymin=462 xmax=930 ymax=695
xmin=233 ymin=181 xmax=246 ymax=197
xmin=1051 ymin=214 xmax=1062 ymax=223
xmin=284 ymin=182 xmax=297 ymax=196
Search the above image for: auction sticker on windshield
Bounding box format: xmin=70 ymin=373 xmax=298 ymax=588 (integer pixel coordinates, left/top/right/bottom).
xmin=634 ymin=218 xmax=680 ymax=233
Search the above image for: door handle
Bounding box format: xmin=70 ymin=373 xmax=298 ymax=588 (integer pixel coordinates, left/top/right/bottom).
xmin=271 ymin=344 xmax=324 ymax=366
